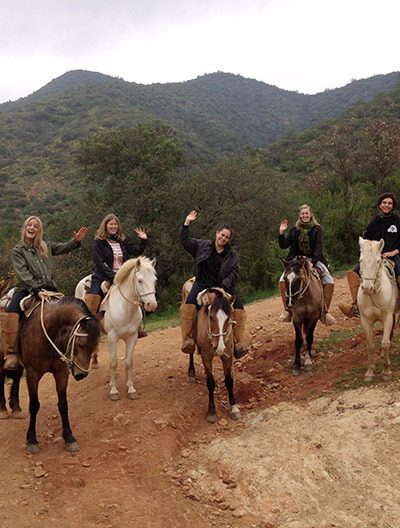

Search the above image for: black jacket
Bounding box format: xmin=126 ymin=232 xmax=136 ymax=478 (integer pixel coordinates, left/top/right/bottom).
xmin=278 ymin=225 xmax=328 ymax=266
xmin=364 ymin=213 xmax=400 ymax=253
xmin=92 ymin=237 xmax=147 ymax=281
xmin=180 ymin=225 xmax=239 ymax=291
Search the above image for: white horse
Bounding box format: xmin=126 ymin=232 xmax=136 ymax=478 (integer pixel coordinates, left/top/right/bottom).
xmin=76 ymin=257 xmax=157 ymax=399
xmin=358 ymin=237 xmax=397 ymax=382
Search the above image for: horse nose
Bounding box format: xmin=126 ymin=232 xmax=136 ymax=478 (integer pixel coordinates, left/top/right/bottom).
xmin=74 ymin=372 xmax=88 ymax=381
xmin=144 ymin=300 xmax=157 ymax=312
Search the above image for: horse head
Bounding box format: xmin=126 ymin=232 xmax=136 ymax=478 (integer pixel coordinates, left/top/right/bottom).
xmin=282 ymin=256 xmax=309 ymax=307
xmin=359 ymin=237 xmax=385 ymax=295
xmin=197 ymin=288 xmax=235 ymax=356
xmin=114 ymin=256 xmax=158 ymax=313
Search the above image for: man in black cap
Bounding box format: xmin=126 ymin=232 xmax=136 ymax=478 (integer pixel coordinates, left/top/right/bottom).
xmin=339 ymin=192 xmax=400 ymax=317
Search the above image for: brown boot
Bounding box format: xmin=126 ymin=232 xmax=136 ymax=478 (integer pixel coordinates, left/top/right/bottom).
xmin=84 ymin=293 xmax=102 ymax=315
xmin=322 ymin=283 xmax=337 ymax=326
xmin=0 ymin=312 xmax=20 ymax=371
xmin=233 ymin=309 xmax=248 ymax=359
xmin=278 ymin=281 xmax=291 ymax=322
xmin=338 ymin=271 xmax=360 ymax=318
xmin=180 ymin=304 xmax=197 ymax=354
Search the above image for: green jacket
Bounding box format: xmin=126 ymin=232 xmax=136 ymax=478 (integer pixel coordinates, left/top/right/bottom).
xmin=11 ymin=238 xmax=81 ymax=293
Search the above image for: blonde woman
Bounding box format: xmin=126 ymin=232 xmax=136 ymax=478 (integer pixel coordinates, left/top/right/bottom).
xmin=1 ymin=216 xmax=87 ymax=370
xmin=278 ymin=204 xmax=336 ymax=325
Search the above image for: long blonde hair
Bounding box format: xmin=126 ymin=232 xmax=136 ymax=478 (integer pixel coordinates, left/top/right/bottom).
xmin=21 ymin=216 xmax=48 ymax=256
xmin=295 ymin=204 xmax=320 ymax=228
xmin=95 ymin=213 xmax=126 ymax=241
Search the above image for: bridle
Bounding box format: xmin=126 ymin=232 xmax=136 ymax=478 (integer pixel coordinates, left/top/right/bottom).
xmin=40 ymin=298 xmax=92 ymax=374
xmin=206 ymin=304 xmax=234 ymax=357
xmin=116 ymin=269 xmax=156 ymax=309
xmin=285 ymin=267 xmax=311 ymax=307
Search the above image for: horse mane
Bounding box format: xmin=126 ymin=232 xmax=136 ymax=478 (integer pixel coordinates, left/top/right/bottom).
xmin=114 ymin=256 xmax=155 ymax=286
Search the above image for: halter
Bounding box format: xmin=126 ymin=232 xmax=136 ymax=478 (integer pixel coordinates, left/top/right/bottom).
xmin=206 ymin=305 xmax=234 ymax=358
xmin=285 ymin=266 xmax=312 ymax=306
xmin=40 ymin=298 xmax=92 ymax=374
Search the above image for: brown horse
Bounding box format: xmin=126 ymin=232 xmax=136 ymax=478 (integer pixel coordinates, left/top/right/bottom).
xmin=0 ymin=276 xmax=24 ymax=420
xmin=282 ymin=256 xmax=323 ymax=375
xmin=188 ymin=287 xmax=240 ymax=423
xmin=19 ymin=296 xmax=100 ymax=453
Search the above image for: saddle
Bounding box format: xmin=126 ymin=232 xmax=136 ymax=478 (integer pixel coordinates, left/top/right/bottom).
xmin=20 ymin=290 xmax=64 ymax=318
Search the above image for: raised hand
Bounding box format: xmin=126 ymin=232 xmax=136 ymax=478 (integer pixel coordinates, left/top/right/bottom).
xmin=134 ymin=227 xmax=148 ymax=240
xmin=279 ymin=219 xmax=289 ymax=234
xmin=74 ymin=226 xmax=88 ymax=241
xmin=184 ymin=210 xmax=198 ymax=226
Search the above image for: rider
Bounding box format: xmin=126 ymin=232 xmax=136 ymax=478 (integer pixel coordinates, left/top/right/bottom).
xmin=179 ymin=210 xmax=247 ymax=359
xmin=339 ymin=192 xmax=400 ymax=317
xmin=278 ymin=204 xmax=336 ymax=325
xmin=84 ymin=213 xmax=148 ymax=336
xmin=1 ymin=216 xmax=87 ymax=371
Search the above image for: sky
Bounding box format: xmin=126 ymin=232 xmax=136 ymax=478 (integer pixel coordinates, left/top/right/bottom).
xmin=1 ymin=0 xmax=399 ymax=103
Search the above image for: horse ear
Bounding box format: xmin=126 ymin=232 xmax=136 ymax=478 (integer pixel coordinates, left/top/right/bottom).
xmin=229 ymin=294 xmax=236 ymax=307
xmin=359 ymin=236 xmax=365 ymax=249
xmin=281 ymin=257 xmax=290 ymax=269
xmin=196 ymin=289 xmax=210 ymax=306
xmin=136 ymin=258 xmax=141 ymax=270
xmin=378 ymin=238 xmax=385 ymax=252
xmin=151 ymin=257 xmax=157 ymax=268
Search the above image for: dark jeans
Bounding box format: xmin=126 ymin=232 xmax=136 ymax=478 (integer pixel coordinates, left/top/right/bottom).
xmin=354 ymin=254 xmax=400 ymax=277
xmin=89 ymin=277 xmax=105 ymax=296
xmin=7 ymin=289 xmax=30 ymax=316
xmin=185 ymin=280 xmax=244 ymax=310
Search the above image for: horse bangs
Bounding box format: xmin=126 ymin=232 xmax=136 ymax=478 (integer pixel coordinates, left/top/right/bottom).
xmin=114 ymin=256 xmax=157 ymax=286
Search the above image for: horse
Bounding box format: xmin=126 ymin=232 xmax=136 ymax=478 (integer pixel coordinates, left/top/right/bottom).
xmin=183 ymin=285 xmax=240 ymax=423
xmin=282 ymin=256 xmax=324 ymax=375
xmin=0 ymin=276 xmax=24 ymax=420
xmin=19 ymin=296 xmax=100 ymax=453
xmin=358 ymin=237 xmax=398 ymax=382
xmin=98 ymin=256 xmax=157 ymax=400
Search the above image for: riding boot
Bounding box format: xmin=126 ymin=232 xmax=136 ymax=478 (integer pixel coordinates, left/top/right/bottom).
xmin=180 ymin=303 xmax=197 ymax=354
xmin=84 ymin=293 xmax=102 ymax=315
xmin=278 ymin=281 xmax=291 ymax=322
xmin=0 ymin=312 xmax=20 ymax=371
xmin=338 ymin=271 xmax=360 ymax=318
xmin=322 ymin=283 xmax=337 ymax=326
xmin=233 ymin=309 xmax=248 ymax=359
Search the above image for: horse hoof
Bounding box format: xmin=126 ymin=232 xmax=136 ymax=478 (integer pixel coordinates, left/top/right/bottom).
xmin=364 ymin=374 xmax=373 ymax=383
xmin=188 ymin=375 xmax=196 ymax=383
xmin=10 ymin=409 xmax=25 ymax=419
xmin=231 ymin=410 xmax=241 ymax=421
xmin=207 ymin=414 xmax=218 ymax=424
xmin=26 ymin=443 xmax=40 ymax=454
xmin=65 ymin=441 xmax=80 ymax=453
xmin=304 ymin=363 xmax=312 ymax=372
xmin=292 ymin=368 xmax=301 ymax=376
xmin=127 ymin=391 xmax=140 ymax=400
xmin=110 ymin=393 xmax=121 ymax=401
xmin=0 ymin=410 xmax=9 ymax=420
xmin=382 ymin=373 xmax=392 ymax=382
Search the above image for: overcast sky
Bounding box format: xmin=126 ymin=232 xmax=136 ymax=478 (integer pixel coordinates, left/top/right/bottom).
xmin=1 ymin=0 xmax=399 ymax=103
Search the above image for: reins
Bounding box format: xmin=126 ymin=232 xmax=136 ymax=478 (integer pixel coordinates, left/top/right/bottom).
xmin=39 ymin=297 xmax=92 ymax=374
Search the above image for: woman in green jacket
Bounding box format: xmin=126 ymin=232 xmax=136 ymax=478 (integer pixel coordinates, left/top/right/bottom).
xmin=1 ymin=216 xmax=87 ymax=370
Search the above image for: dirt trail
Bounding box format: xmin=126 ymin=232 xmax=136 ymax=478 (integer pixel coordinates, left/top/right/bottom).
xmin=1 ymin=277 xmax=400 ymax=528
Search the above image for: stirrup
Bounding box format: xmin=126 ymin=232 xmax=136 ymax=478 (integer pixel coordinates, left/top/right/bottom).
xmin=234 ymin=343 xmax=248 ymax=359
xmin=279 ymin=311 xmax=291 ymax=323
xmin=324 ymin=313 xmax=337 ymax=326
xmin=138 ymin=328 xmax=148 ymax=339
xmin=181 ymin=337 xmax=195 ymax=354
xmin=3 ymin=354 xmax=19 ymax=371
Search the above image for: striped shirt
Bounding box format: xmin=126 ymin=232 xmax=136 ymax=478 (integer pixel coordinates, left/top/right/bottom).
xmin=107 ymin=240 xmax=124 ymax=271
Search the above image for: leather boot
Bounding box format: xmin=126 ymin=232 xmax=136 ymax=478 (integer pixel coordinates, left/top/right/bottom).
xmin=84 ymin=293 xmax=101 ymax=315
xmin=180 ymin=304 xmax=197 ymax=354
xmin=233 ymin=309 xmax=248 ymax=359
xmin=278 ymin=281 xmax=291 ymax=322
xmin=0 ymin=312 xmax=20 ymax=371
xmin=322 ymin=283 xmax=337 ymax=325
xmin=338 ymin=271 xmax=360 ymax=318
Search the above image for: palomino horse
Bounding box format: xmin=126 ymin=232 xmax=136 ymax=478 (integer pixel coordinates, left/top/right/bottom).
xmin=282 ymin=256 xmax=323 ymax=375
xmin=358 ymin=237 xmax=397 ymax=382
xmin=19 ymin=296 xmax=100 ymax=453
xmin=0 ymin=276 xmax=24 ymax=420
xmin=100 ymin=256 xmax=157 ymax=400
xmin=185 ymin=286 xmax=240 ymax=423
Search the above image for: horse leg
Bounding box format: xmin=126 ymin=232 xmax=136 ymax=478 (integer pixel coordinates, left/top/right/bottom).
xmin=222 ymin=356 xmax=240 ymax=420
xmin=292 ymin=322 xmax=303 ymax=375
xmin=201 ymin=353 xmax=217 ymax=423
xmin=125 ymin=335 xmax=139 ymax=400
xmin=304 ymin=319 xmax=318 ymax=372
xmin=25 ymin=369 xmax=41 ymax=453
xmin=54 ymin=371 xmax=79 ymax=452
xmin=0 ymin=368 xmax=8 ymax=419
xmin=9 ymin=366 xmax=24 ymax=419
xmin=188 ymin=352 xmax=196 ymax=381
xmin=362 ymin=317 xmax=375 ymax=382
xmin=108 ymin=335 xmax=120 ymax=401
xmin=381 ymin=315 xmax=394 ymax=381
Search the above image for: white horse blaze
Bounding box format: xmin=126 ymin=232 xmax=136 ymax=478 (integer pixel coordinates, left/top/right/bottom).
xmin=286 ymin=271 xmax=296 ymax=306
xmin=215 ymin=309 xmax=229 ymax=356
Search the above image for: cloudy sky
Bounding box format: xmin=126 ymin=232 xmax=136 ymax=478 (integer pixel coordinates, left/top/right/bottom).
xmin=1 ymin=0 xmax=399 ymax=103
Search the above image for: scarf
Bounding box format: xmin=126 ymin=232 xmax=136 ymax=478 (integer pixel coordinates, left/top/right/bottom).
xmin=298 ymin=221 xmax=314 ymax=255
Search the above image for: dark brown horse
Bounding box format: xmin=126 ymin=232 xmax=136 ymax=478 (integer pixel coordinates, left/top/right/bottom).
xmin=282 ymin=257 xmax=323 ymax=375
xmin=190 ymin=287 xmax=240 ymax=423
xmin=19 ymin=296 xmax=100 ymax=453
xmin=0 ymin=276 xmax=24 ymax=420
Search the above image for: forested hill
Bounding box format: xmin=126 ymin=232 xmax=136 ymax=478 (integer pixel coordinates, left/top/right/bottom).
xmin=1 ymin=70 xmax=400 ymax=158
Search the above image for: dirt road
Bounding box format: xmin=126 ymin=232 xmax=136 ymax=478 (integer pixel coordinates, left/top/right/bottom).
xmin=1 ymin=277 xmax=400 ymax=528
